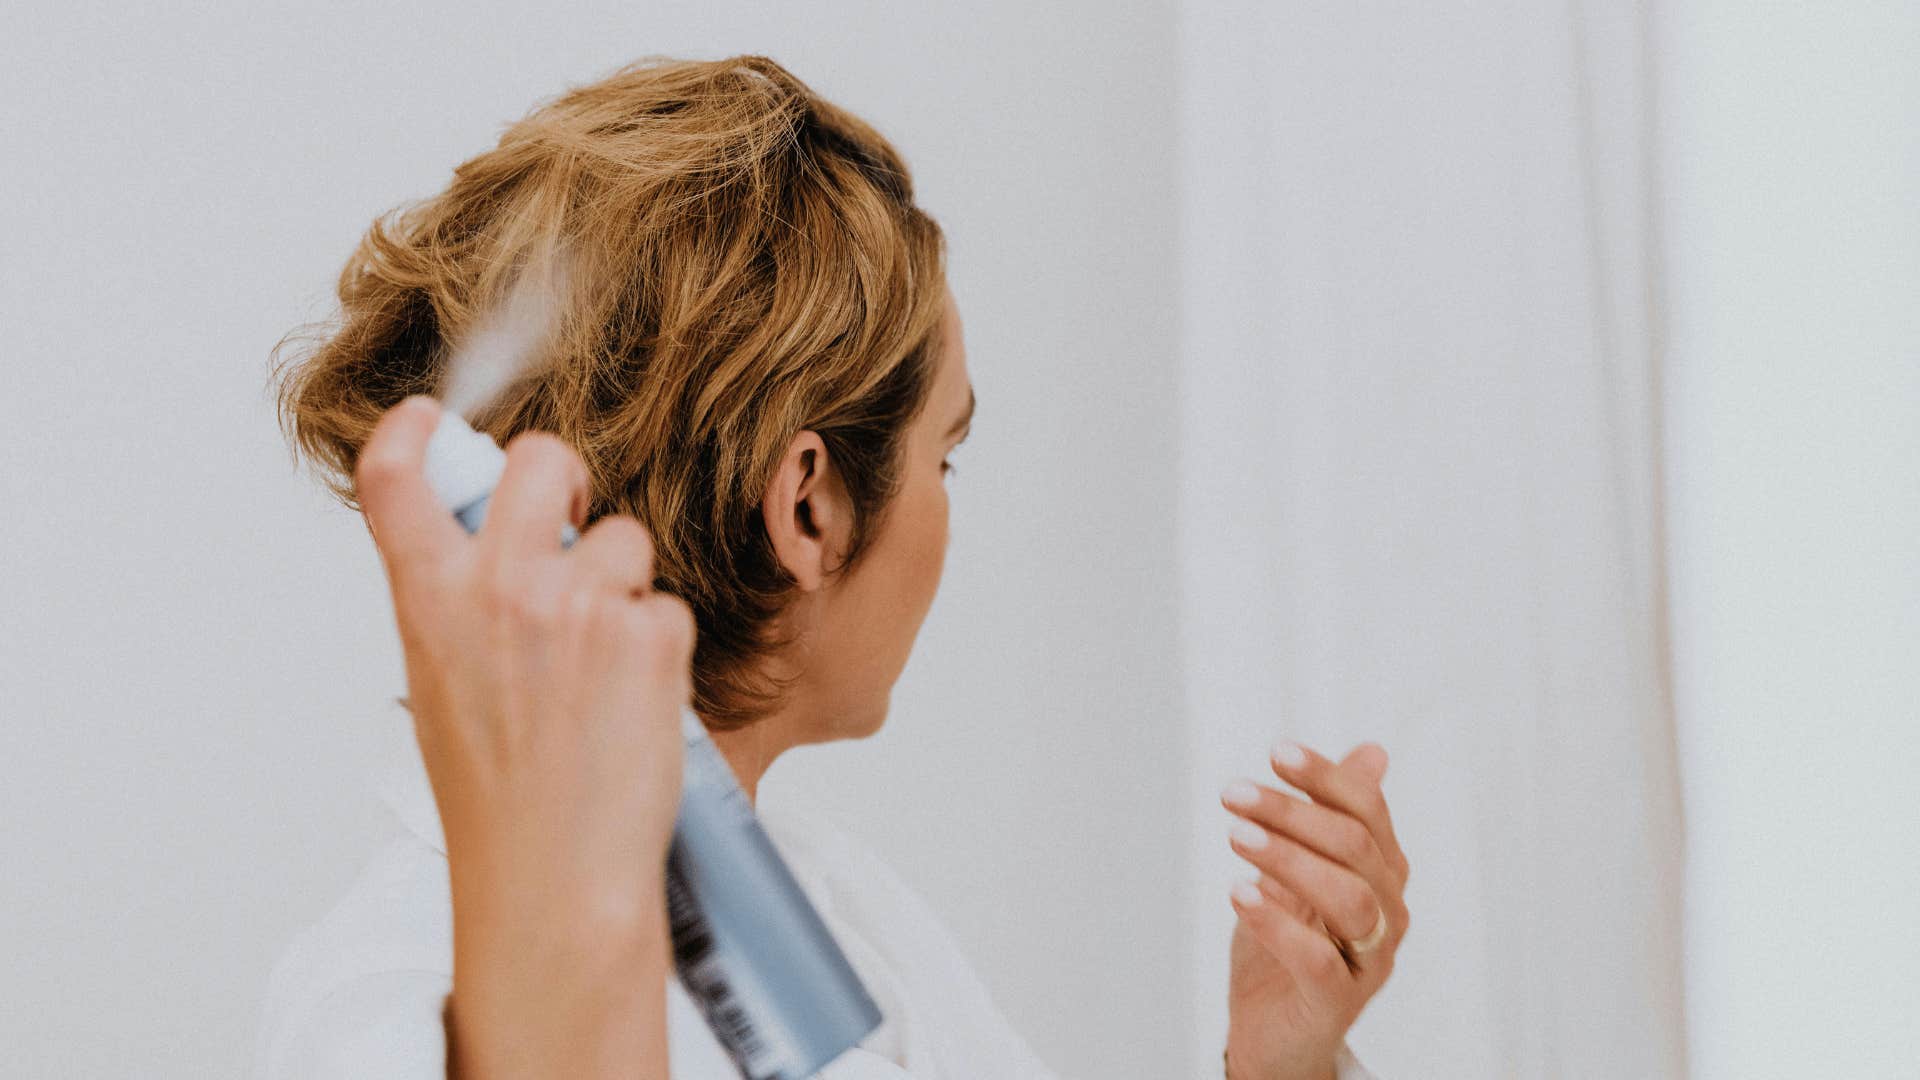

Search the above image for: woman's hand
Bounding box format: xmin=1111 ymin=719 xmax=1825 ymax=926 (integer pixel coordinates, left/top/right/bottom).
xmin=1219 ymin=742 xmax=1410 ymax=1080
xmin=355 ymin=396 xmax=695 ymax=1079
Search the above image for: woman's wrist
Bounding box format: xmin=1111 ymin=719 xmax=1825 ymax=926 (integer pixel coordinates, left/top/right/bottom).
xmin=1225 ymin=1045 xmax=1338 ymax=1080
xmin=448 ymin=886 xmax=674 ymax=1079
xmin=448 ymin=840 xmax=671 ymax=955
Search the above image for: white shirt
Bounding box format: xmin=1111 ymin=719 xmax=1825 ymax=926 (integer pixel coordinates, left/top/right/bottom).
xmin=257 ymin=738 xmax=1376 ymax=1079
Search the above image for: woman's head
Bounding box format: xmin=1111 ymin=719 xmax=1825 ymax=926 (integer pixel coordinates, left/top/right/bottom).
xmin=275 ymin=55 xmax=959 ymax=733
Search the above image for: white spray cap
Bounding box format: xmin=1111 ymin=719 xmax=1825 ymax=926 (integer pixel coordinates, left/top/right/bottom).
xmin=422 ymin=410 xmax=507 ymax=513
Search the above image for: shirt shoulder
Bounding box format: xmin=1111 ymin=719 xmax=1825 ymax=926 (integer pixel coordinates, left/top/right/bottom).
xmin=255 ymin=833 xmax=453 ymax=1079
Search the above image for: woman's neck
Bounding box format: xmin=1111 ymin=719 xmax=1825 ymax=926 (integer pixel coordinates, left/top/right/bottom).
xmin=704 ymin=712 xmax=800 ymax=805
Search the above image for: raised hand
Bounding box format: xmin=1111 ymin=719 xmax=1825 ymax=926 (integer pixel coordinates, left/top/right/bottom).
xmin=1219 ymin=742 xmax=1410 ymax=1080
xmin=356 ymin=395 xmax=695 ymax=1079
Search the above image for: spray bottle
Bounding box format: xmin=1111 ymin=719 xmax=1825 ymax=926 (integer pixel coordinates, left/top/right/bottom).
xmin=420 ymin=410 xmax=883 ymax=1080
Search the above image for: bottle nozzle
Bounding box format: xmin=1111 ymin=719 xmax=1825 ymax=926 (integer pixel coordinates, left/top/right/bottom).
xmin=422 ymin=410 xmax=507 ymax=519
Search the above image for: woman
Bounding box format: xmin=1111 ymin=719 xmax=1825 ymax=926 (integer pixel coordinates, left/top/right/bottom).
xmin=261 ymin=55 xmax=1409 ymax=1079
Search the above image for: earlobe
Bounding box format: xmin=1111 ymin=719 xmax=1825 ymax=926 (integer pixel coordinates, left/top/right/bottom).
xmin=761 ymin=431 xmax=845 ymax=592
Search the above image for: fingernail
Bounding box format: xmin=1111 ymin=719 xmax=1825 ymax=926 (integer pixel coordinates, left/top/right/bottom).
xmin=1230 ymin=820 xmax=1269 ymax=851
xmin=1272 ymin=741 xmax=1307 ymax=769
xmin=1230 ymin=879 xmax=1264 ymax=906
xmin=1220 ymin=779 xmax=1260 ymax=810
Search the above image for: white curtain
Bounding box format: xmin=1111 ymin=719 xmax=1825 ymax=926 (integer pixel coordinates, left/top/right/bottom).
xmin=1176 ymin=4 xmax=1688 ymax=1077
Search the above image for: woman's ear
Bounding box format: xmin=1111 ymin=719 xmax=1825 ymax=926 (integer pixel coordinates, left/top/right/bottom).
xmin=762 ymin=430 xmax=851 ymax=592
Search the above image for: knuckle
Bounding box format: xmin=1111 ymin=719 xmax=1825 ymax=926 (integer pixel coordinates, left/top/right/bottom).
xmin=481 ymin=566 xmax=558 ymax=627
xmin=512 ymin=586 xmax=562 ymax=627
xmin=602 ymin=515 xmax=658 ymax=569
xmin=598 ymin=512 xmax=654 ymax=549
xmin=504 ymin=429 xmax=567 ymax=458
xmin=506 ymin=431 xmax=587 ymax=480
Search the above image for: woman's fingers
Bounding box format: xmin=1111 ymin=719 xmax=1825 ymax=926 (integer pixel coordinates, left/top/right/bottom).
xmin=569 ymin=515 xmax=658 ymax=597
xmin=1228 ymin=818 xmax=1387 ymax=946
xmin=1270 ymin=740 xmax=1409 ymax=886
xmin=1230 ymin=877 xmax=1354 ymax=991
xmin=483 ymin=431 xmax=590 ymax=563
xmin=1220 ymin=779 xmax=1399 ymax=902
xmin=355 ymin=396 xmax=468 ymax=586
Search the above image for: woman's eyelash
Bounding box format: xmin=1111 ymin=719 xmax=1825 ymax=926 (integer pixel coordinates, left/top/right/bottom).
xmin=940 ymin=459 xmax=957 ymax=476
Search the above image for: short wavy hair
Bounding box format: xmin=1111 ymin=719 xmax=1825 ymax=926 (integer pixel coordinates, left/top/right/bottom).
xmin=272 ymin=55 xmax=949 ymax=729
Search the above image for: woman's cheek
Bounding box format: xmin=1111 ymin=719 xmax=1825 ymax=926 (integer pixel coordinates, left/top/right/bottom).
xmin=927 ymin=479 xmax=951 ymax=592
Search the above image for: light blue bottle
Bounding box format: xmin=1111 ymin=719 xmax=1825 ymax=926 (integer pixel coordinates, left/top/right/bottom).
xmin=422 ymin=410 xmax=882 ymax=1079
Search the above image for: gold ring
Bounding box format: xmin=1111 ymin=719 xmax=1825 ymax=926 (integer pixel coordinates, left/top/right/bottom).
xmin=1336 ymin=904 xmax=1388 ymax=957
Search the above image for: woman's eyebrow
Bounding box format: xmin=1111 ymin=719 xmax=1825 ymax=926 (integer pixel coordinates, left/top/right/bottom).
xmin=946 ymin=386 xmax=975 ymax=439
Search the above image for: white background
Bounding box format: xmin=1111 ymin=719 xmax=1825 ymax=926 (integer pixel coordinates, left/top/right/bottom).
xmin=1 ymin=3 xmax=1913 ymax=1078
xmin=1661 ymin=2 xmax=1920 ymax=1075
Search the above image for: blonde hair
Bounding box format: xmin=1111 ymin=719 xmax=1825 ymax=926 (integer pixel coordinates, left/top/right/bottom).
xmin=272 ymin=55 xmax=949 ymax=729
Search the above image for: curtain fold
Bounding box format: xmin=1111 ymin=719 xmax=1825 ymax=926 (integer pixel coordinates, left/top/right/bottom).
xmin=1177 ymin=4 xmax=1688 ymax=1076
